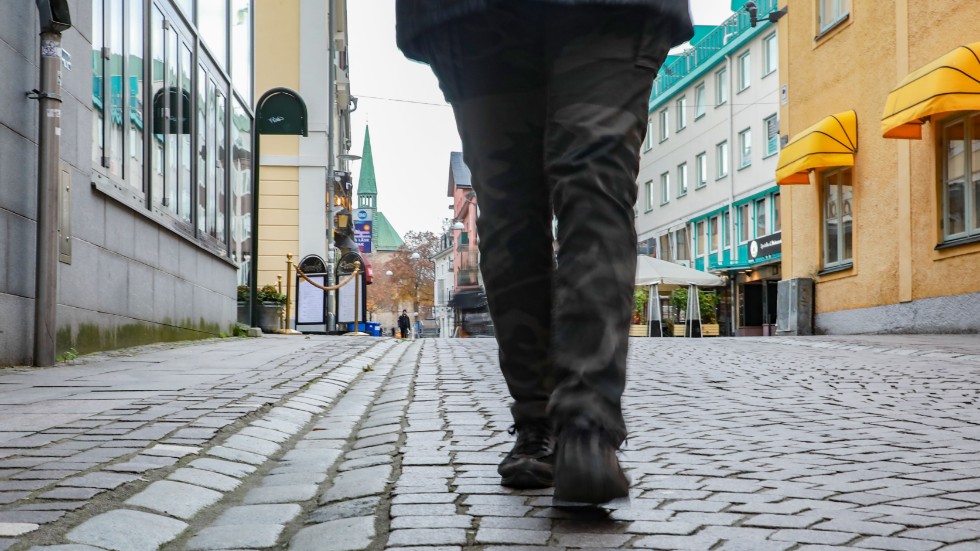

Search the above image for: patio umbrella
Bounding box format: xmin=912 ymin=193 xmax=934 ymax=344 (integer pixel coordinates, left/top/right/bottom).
xmin=635 ymin=256 xmax=724 ymax=337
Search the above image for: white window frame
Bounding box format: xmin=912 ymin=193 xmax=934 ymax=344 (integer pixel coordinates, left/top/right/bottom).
xmin=677 ymin=163 xmax=688 ymax=197
xmin=763 ymin=32 xmax=777 ymax=76
xmin=739 ymin=128 xmax=752 ymax=169
xmin=709 ymin=215 xmax=721 ymax=253
xmin=659 ymin=108 xmax=669 ymax=142
xmin=755 ymin=197 xmax=768 ymax=238
xmin=644 ymin=117 xmax=654 ymax=151
xmin=660 ymin=172 xmax=670 ymax=205
xmin=676 ymin=96 xmax=687 ymax=131
xmin=696 ymin=152 xmax=707 ymax=189
xmin=819 ymin=0 xmax=850 ymax=34
xmin=644 ymin=180 xmax=654 ymax=212
xmin=717 ymin=141 xmax=729 ymax=179
xmin=738 ymin=203 xmax=750 ymax=243
xmin=737 ymin=51 xmax=751 ymax=92
xmin=715 ymin=67 xmax=728 ymax=106
xmin=694 ymin=83 xmax=706 ymax=119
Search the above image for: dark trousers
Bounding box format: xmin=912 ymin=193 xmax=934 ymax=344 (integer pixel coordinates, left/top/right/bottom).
xmin=423 ymin=3 xmax=670 ymax=441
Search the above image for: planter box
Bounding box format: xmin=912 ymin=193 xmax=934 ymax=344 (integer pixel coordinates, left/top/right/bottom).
xmin=629 ymin=324 xmax=648 ymax=337
xmin=257 ymin=302 xmax=283 ymax=333
xmin=702 ymin=323 xmax=720 ymax=337
xmin=237 ymin=301 xmax=248 ymax=325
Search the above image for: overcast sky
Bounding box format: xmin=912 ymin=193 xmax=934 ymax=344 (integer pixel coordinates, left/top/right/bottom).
xmin=346 ymin=1 xmax=737 ymax=238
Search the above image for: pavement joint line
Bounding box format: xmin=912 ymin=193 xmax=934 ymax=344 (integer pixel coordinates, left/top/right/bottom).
xmin=167 ymin=338 xmax=414 ymax=550
xmin=277 ymin=340 xmax=424 ymax=550
xmin=11 ymin=337 xmax=396 ymax=550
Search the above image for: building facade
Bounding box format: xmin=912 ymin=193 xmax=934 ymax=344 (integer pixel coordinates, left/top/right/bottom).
xmin=776 ymin=1 xmax=980 ymax=334
xmin=0 ymin=0 xmax=264 ymax=365
xmin=636 ymin=0 xmax=783 ymax=336
xmin=254 ymin=0 xmax=355 ymax=332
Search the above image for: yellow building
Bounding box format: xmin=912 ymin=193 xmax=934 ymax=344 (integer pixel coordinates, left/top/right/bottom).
xmin=254 ymin=0 xmax=356 ymax=330
xmin=776 ymin=1 xmax=980 ymax=334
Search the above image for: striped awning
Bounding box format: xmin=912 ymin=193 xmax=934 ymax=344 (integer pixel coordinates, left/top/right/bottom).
xmin=776 ymin=110 xmax=858 ymax=185
xmin=882 ymin=41 xmax=980 ymax=139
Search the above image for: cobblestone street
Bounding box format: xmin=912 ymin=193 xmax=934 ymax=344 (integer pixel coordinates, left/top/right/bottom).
xmin=3 ymin=334 xmax=980 ymax=550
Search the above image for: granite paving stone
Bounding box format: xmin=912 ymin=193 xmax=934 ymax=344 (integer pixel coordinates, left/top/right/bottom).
xmin=125 ymin=480 xmax=223 ymax=519
xmin=289 ymin=516 xmax=376 ymax=551
xmin=66 ymin=509 xmax=187 ymax=551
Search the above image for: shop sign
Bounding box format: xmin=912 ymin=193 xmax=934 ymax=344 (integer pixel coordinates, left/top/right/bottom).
xmin=354 ymin=222 xmax=372 ymax=253
xmin=749 ymin=231 xmax=782 ymax=260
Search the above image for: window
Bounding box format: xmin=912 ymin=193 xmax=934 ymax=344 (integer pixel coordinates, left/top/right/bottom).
xmin=659 ymin=234 xmax=672 ymax=261
xmin=764 ymin=115 xmax=779 ymax=157
xmin=659 ymin=109 xmax=669 ymax=142
xmin=644 ymin=180 xmax=654 ymax=211
xmin=696 ymin=153 xmax=707 ymax=188
xmin=739 ymin=128 xmax=752 ymax=168
xmin=676 ymin=97 xmax=687 ymax=130
xmin=941 ymin=115 xmax=980 ymax=242
xmin=819 ymin=0 xmax=850 ymax=33
xmin=694 ymin=83 xmax=706 ymax=119
xmin=737 ymin=51 xmax=751 ymax=92
xmin=710 ymin=216 xmax=720 ymax=253
xmin=763 ymin=33 xmax=777 ymax=76
xmin=675 ymin=227 xmax=690 ymax=260
xmin=231 ymin=100 xmax=253 ymax=282
xmin=678 ymin=163 xmax=688 ymax=196
xmin=755 ymin=198 xmax=767 ymax=237
xmin=717 ymin=141 xmax=729 ymax=178
xmin=722 ymin=211 xmax=731 ymax=247
xmin=738 ymin=203 xmax=750 ymax=242
xmin=231 ymin=0 xmax=253 ymax=103
xmin=660 ymin=172 xmax=670 ymax=204
xmin=823 ymin=168 xmax=854 ymax=268
xmin=644 ymin=117 xmax=654 ymax=151
xmin=773 ymin=193 xmax=781 ymax=232
xmin=197 ymin=0 xmax=229 ymax=67
xmin=93 ymin=0 xmax=252 ymax=264
xmin=716 ymin=67 xmax=728 ymax=106
xmin=696 ymin=221 xmax=706 ymax=256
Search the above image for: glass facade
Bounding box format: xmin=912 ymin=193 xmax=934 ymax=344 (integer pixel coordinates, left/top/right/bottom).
xmin=92 ymin=0 xmax=254 ymax=267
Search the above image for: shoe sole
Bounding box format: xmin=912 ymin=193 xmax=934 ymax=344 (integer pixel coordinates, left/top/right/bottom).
xmin=500 ymin=469 xmax=553 ymax=489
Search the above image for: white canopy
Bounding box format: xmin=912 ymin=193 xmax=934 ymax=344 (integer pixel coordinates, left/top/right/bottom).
xmin=635 ymin=255 xmax=725 ymax=287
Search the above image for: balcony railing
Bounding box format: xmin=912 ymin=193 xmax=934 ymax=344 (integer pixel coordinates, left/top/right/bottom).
xmin=651 ymin=0 xmax=778 ymax=101
xmin=457 ymin=267 xmax=479 ymax=287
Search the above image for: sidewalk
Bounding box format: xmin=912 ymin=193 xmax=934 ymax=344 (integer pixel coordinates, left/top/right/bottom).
xmin=2 ymin=333 xmax=980 ymax=550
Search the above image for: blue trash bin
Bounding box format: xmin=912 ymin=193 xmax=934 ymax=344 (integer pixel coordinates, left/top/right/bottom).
xmin=366 ymin=322 xmax=381 ymax=337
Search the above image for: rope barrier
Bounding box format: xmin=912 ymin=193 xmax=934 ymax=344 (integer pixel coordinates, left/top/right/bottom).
xmin=293 ymin=263 xmax=360 ymax=292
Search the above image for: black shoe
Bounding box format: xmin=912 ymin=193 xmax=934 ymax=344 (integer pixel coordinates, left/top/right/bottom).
xmin=553 ymin=417 xmax=629 ymax=504
xmin=498 ymin=421 xmax=554 ymax=489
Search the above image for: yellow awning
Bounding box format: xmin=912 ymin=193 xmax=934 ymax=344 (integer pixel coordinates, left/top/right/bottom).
xmin=776 ymin=110 xmax=858 ymax=185
xmin=882 ymin=41 xmax=980 ymax=139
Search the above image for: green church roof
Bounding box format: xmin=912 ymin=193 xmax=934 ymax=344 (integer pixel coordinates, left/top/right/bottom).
xmin=357 ymin=126 xmax=377 ymax=196
xmin=373 ymin=211 xmax=405 ymax=251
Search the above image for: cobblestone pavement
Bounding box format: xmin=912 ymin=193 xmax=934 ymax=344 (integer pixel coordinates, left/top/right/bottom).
xmin=5 ymin=334 xmax=980 ymax=550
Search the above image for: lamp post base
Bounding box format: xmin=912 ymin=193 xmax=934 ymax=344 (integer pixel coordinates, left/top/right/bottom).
xmin=343 ymin=331 xmax=370 ymax=336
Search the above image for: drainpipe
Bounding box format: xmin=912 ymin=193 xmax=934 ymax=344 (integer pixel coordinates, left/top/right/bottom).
xmin=726 ymin=52 xmax=737 ymax=337
xmin=325 ymin=0 xmax=337 ymax=332
xmin=32 ymin=1 xmax=72 ymax=366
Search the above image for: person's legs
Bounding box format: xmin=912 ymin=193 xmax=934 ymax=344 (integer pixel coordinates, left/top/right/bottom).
xmin=422 ymin=4 xmax=558 ymax=488
xmin=541 ymin=5 xmax=671 ymax=502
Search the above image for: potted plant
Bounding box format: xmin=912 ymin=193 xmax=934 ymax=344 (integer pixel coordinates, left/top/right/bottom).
xmin=256 ymin=284 xmax=287 ymax=333
xmin=630 ymin=287 xmax=649 ymax=337
xmin=669 ymin=288 xmax=721 ymax=336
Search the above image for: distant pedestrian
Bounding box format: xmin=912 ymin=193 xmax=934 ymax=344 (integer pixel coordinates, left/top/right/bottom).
xmin=396 ymin=0 xmax=692 ymax=504
xmin=397 ymin=310 xmax=410 ymax=339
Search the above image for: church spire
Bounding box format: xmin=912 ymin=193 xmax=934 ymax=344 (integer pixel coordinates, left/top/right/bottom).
xmin=357 ymin=126 xmax=377 ymax=209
